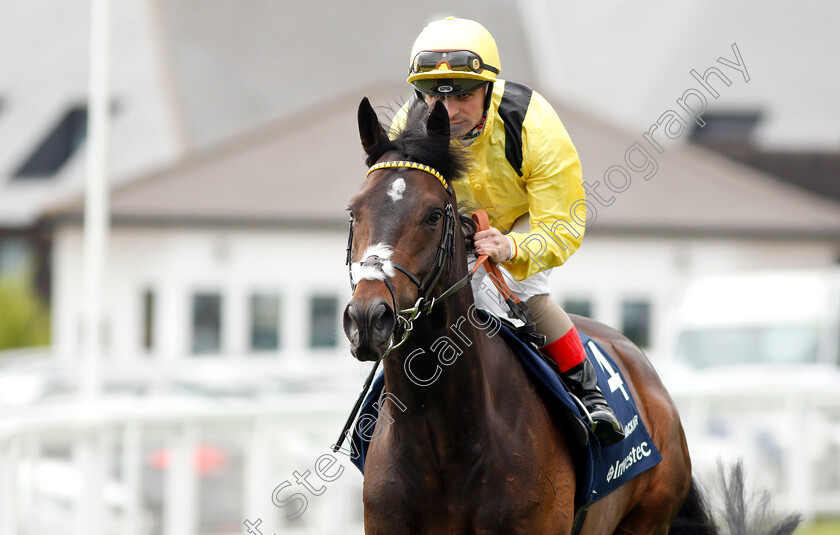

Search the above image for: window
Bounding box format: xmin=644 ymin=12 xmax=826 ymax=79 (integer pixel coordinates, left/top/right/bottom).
xmin=676 ymin=326 xmax=819 ymax=368
xmin=309 ymin=295 xmax=338 ymax=349
xmin=621 ymin=299 xmax=651 ymax=348
xmin=142 ymin=289 xmax=155 ymax=352
xmin=250 ymin=293 xmax=280 ymax=352
xmin=562 ymin=297 xmax=592 ymax=318
xmin=14 ymin=105 xmax=88 ymax=178
xmin=689 ymin=111 xmax=762 ymax=145
xmin=192 ymin=293 xmax=222 ymax=355
xmin=0 ymin=237 xmax=33 ymax=276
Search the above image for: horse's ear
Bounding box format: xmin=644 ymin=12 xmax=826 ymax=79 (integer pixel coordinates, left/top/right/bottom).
xmin=426 ymin=99 xmax=450 ymax=140
xmin=358 ymin=97 xmax=388 ymax=155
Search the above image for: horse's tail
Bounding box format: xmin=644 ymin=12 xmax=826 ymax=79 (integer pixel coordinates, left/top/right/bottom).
xmin=671 ymin=462 xmax=802 ymax=535
xmin=670 ymin=478 xmax=718 ymax=535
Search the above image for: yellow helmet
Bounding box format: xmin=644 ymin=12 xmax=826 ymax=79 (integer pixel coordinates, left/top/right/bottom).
xmin=407 ymin=17 xmax=501 ymax=96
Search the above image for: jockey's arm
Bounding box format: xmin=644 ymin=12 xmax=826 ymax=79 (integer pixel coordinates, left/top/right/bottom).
xmin=501 ymin=93 xmax=585 ymax=281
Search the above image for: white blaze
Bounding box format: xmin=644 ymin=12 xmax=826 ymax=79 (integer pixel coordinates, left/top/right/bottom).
xmin=387 ymin=177 xmax=407 ymax=202
xmin=351 ymin=243 xmax=396 ymax=282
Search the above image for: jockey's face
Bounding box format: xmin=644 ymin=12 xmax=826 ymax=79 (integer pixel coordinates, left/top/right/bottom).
xmin=424 ymin=84 xmax=486 ymax=138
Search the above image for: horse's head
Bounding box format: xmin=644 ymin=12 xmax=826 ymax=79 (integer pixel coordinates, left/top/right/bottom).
xmin=343 ymin=97 xmax=469 ymax=361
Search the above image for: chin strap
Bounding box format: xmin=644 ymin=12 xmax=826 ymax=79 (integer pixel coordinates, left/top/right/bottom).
xmin=458 ymin=110 xmax=487 ymax=141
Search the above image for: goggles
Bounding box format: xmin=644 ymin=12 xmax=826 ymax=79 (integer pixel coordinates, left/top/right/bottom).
xmin=410 ymin=50 xmax=499 ymax=76
xmin=412 ymin=77 xmax=487 ymax=97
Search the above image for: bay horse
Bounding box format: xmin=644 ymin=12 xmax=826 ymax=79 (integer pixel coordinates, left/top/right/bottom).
xmin=343 ymin=97 xmax=706 ymax=534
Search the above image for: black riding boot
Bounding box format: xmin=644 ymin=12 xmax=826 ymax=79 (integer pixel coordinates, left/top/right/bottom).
xmin=561 ymin=358 xmax=625 ymax=446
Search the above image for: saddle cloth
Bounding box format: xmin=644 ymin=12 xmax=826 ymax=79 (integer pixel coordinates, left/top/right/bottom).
xmin=347 ymin=310 xmax=662 ymax=509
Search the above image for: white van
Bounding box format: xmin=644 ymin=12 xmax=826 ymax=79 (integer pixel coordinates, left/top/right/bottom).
xmin=671 ymin=268 xmax=840 ymax=371
xmin=665 ymin=269 xmax=840 ymax=518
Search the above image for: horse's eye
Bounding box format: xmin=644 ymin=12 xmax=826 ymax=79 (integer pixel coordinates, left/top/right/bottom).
xmin=426 ymin=209 xmax=443 ymax=225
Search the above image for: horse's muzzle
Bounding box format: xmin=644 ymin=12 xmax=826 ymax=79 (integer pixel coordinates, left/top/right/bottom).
xmin=343 ymin=297 xmax=396 ymax=361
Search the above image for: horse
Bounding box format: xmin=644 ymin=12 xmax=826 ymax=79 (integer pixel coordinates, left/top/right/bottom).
xmin=342 ymin=96 xmax=704 ymax=534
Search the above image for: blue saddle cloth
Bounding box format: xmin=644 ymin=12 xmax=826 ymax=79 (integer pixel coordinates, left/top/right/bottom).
xmin=347 ymin=311 xmax=662 ymax=509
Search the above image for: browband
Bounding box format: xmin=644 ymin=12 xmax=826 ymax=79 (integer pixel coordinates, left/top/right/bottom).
xmin=366 ymin=160 xmax=448 ymax=191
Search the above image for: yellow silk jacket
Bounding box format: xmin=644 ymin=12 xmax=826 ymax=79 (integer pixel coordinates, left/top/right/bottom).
xmin=394 ymin=79 xmax=585 ymax=281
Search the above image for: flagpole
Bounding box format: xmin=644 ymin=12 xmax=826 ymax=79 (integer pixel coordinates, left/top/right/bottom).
xmin=78 ymin=1 xmax=110 ymax=530
xmin=74 ymin=0 xmax=111 ymax=535
xmin=82 ymin=0 xmax=110 ymax=401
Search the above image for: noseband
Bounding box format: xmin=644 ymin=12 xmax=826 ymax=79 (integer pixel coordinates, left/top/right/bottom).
xmin=345 ymin=161 xmax=474 ymax=356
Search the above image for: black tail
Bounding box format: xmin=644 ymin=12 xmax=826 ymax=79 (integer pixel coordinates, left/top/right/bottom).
xmin=671 ymin=479 xmax=718 ymax=535
xmin=671 ymin=463 xmax=802 ymax=535
xmin=716 ymin=463 xmax=801 ymax=535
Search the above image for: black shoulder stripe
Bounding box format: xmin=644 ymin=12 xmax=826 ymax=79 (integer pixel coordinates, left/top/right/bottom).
xmin=498 ymin=81 xmax=533 ymax=177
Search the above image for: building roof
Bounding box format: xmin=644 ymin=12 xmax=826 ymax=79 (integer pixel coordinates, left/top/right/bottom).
xmin=528 ymin=2 xmax=840 ymax=151
xmin=45 ymin=82 xmax=840 ymax=242
xmin=1 ymin=1 xmax=534 ymax=228
xmin=159 ymin=0 xmax=537 ymax=148
xmin=562 ymin=104 xmax=840 ymax=240
xmin=693 ymin=142 xmax=840 ymax=204
xmin=0 ymin=0 xmax=177 ymax=228
xmin=45 ymin=84 xmax=404 ymax=228
xmin=9 ymin=3 xmax=840 ymax=238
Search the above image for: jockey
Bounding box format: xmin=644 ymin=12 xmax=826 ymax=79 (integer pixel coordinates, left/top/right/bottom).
xmin=397 ymin=17 xmax=625 ymax=445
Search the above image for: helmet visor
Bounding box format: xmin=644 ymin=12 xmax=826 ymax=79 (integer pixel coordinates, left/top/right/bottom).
xmin=410 ymin=50 xmax=499 ymax=76
xmin=412 ymin=78 xmax=488 ymax=97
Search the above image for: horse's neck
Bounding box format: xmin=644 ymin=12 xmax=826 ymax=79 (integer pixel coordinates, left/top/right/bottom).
xmin=382 ymin=290 xmax=500 ymax=442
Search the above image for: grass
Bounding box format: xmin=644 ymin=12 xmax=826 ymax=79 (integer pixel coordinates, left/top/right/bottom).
xmin=796 ymin=519 xmax=840 ymax=535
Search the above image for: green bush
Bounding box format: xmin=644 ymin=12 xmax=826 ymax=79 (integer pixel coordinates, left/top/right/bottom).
xmin=0 ymin=275 xmax=50 ymax=350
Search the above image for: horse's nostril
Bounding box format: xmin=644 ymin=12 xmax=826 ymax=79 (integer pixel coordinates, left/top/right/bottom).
xmin=343 ymin=305 xmax=360 ymax=345
xmin=344 ymin=299 xmax=394 ymax=356
xmin=371 ymin=303 xmax=395 ymax=339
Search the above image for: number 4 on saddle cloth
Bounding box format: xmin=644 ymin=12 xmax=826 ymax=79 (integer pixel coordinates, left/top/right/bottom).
xmin=347 ymin=309 xmax=663 ymax=511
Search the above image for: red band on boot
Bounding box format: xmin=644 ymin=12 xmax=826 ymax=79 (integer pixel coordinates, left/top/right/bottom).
xmin=541 ymin=327 xmax=586 ymax=373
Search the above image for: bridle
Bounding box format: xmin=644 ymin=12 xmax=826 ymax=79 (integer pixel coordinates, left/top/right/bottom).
xmin=334 ymin=159 xmax=538 ymax=453
xmin=345 ymin=160 xmax=475 ymax=356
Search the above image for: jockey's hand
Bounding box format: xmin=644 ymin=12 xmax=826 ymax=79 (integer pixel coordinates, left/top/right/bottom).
xmin=474 ymin=226 xmax=511 ymax=263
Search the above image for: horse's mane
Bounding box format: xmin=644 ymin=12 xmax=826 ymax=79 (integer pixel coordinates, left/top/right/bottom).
xmin=365 ymin=100 xmax=469 ymax=183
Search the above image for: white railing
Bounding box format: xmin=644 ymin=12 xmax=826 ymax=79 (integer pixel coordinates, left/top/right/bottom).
xmin=667 ymin=371 xmax=840 ymax=521
xmin=0 ymin=394 xmax=366 ymax=535
xmin=2 ymin=370 xmax=839 ymax=534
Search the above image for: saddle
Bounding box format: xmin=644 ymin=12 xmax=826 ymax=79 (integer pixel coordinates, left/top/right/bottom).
xmin=346 ymin=310 xmax=663 ymax=513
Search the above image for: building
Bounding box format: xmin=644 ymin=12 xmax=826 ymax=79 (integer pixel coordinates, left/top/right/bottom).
xmin=44 ymin=83 xmax=840 ymax=374
xmin=0 ymin=0 xmax=532 ymax=299
xmin=5 ymin=4 xmax=840 ymax=531
xmin=0 ymin=0 xmax=178 ymax=297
